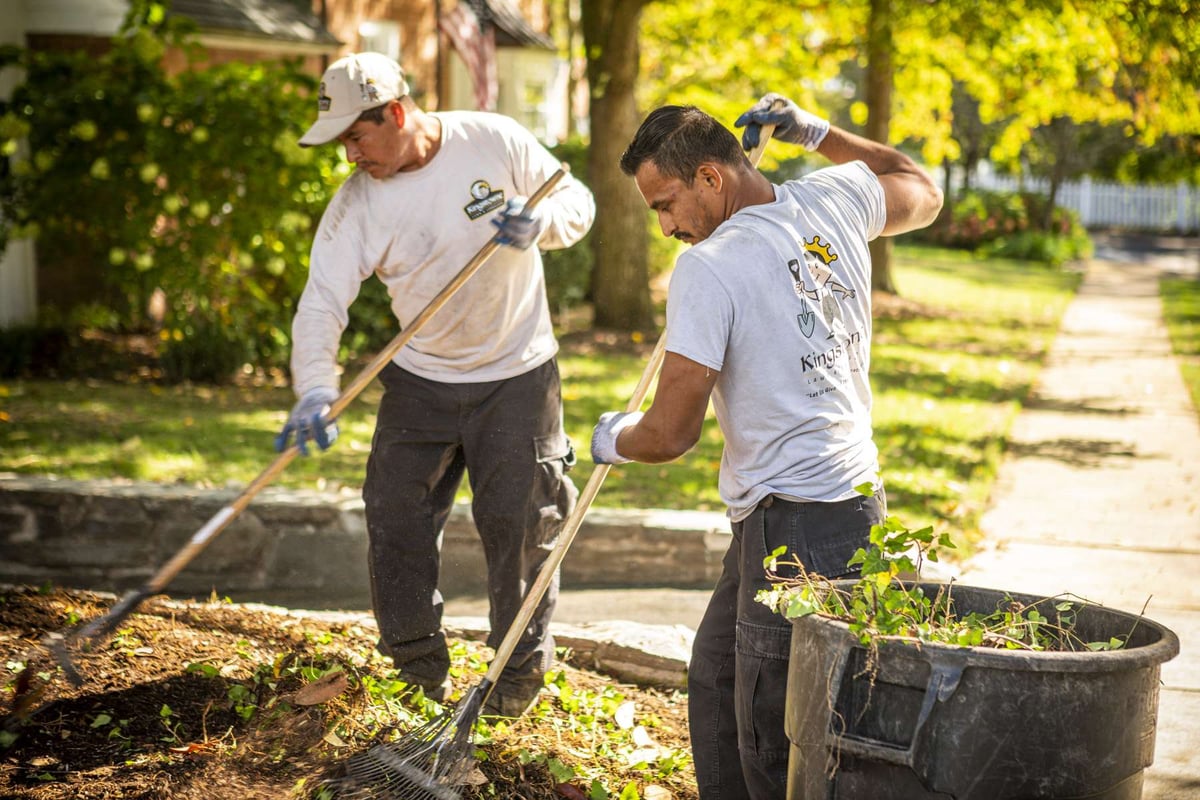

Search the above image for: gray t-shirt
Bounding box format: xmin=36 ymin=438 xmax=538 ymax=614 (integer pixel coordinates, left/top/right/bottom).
xmin=665 ymin=161 xmax=886 ymax=521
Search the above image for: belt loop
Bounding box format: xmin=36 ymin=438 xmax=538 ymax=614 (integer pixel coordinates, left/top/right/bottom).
xmin=760 ymin=494 xmax=775 ymax=510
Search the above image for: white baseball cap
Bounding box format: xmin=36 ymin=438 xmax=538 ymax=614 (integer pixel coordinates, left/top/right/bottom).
xmin=299 ymin=52 xmax=410 ymax=147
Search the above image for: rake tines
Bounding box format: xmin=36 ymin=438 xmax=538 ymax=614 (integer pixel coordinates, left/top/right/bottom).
xmin=321 ymin=683 xmax=487 ymax=799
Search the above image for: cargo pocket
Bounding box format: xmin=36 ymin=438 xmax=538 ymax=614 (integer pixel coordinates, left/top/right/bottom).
xmin=531 ymin=432 xmax=578 ymax=545
xmin=734 ymin=619 xmax=792 ymax=762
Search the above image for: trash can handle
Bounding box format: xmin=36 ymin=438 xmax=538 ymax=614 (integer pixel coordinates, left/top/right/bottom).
xmin=831 ymin=652 xmax=966 ymax=768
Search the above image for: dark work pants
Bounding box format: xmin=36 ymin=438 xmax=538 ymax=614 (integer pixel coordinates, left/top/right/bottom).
xmin=688 ymin=491 xmax=885 ymax=799
xmin=362 ymin=359 xmax=577 ymax=697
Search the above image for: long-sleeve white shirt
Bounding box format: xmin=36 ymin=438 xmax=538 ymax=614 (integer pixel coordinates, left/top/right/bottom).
xmin=290 ymin=111 xmax=594 ymax=396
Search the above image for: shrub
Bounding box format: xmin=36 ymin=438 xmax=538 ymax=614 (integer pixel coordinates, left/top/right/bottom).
xmin=0 ymin=2 xmax=346 ymax=376
xmin=0 ymin=325 xmax=52 ymax=378
xmin=158 ymin=318 xmax=248 ymax=384
xmin=920 ymin=189 xmax=1092 ymax=265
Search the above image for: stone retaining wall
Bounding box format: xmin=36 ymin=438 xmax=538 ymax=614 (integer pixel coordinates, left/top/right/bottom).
xmin=0 ymin=475 xmax=731 ymax=609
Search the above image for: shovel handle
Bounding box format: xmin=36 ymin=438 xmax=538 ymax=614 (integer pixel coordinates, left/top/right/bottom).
xmin=60 ymin=167 xmax=569 ymax=661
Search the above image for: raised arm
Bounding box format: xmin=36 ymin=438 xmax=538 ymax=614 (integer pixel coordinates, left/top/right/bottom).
xmin=735 ymin=93 xmax=943 ymax=236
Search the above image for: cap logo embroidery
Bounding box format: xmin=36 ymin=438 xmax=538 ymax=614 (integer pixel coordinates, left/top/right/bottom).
xmin=317 ymin=81 xmax=332 ymax=112
xmin=361 ymin=78 xmax=381 ymax=104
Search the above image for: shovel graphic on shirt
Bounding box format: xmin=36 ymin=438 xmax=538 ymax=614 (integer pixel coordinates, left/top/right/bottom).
xmin=790 ymin=248 xmax=851 ymax=340
xmin=797 ymin=306 xmax=817 ymax=338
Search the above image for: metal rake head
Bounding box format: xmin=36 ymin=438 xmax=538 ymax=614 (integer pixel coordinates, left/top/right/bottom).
xmin=320 ymin=685 xmax=487 ymax=799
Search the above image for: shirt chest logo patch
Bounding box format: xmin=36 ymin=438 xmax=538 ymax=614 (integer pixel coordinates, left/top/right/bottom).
xmin=464 ymin=180 xmax=506 ymax=220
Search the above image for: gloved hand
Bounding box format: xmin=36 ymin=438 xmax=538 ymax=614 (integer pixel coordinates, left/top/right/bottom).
xmin=734 ymin=93 xmax=830 ymax=152
xmin=275 ymin=386 xmax=339 ymax=455
xmin=491 ymin=196 xmax=546 ymax=250
xmin=590 ymin=411 xmax=643 ymax=465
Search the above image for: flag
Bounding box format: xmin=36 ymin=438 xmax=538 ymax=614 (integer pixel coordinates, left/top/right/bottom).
xmin=438 ymin=2 xmax=497 ymax=112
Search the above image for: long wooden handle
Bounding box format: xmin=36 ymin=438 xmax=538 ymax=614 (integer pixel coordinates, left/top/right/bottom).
xmin=486 ymin=334 xmax=668 ymax=681
xmin=71 ymin=168 xmax=569 ymax=647
xmin=745 ymin=98 xmax=785 ymax=167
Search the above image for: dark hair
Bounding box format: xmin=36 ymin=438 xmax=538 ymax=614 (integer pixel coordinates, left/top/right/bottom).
xmin=619 ymin=105 xmax=746 ymax=183
xmin=355 ymin=96 xmax=412 ymax=125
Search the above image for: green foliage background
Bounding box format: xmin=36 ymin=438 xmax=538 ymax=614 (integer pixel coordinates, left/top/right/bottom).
xmin=0 ymin=6 xmax=348 ymax=380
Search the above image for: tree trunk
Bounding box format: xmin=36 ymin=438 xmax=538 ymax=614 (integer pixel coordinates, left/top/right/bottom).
xmin=564 ymin=0 xmax=581 ymax=139
xmin=581 ymin=0 xmax=654 ymax=331
xmin=865 ymin=0 xmax=897 ymax=295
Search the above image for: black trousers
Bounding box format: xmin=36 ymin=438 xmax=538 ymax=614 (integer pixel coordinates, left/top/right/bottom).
xmin=362 ymin=359 xmax=577 ymax=696
xmin=688 ymin=491 xmax=885 ymax=799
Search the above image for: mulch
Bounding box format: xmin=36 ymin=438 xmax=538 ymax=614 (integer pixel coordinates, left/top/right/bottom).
xmin=1 ymin=586 xmax=696 ymax=799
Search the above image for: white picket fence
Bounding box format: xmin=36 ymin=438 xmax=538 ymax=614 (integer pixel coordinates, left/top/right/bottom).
xmin=966 ymin=170 xmax=1200 ymax=233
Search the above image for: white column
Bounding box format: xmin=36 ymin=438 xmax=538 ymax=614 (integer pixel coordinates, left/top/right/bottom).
xmin=0 ymin=0 xmax=36 ymax=329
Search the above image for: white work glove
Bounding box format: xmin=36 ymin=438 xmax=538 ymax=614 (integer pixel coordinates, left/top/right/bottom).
xmin=491 ymin=196 xmax=547 ymax=250
xmin=590 ymin=411 xmax=643 ymax=465
xmin=734 ymin=92 xmax=830 ymax=152
xmin=275 ymin=386 xmax=339 ymax=455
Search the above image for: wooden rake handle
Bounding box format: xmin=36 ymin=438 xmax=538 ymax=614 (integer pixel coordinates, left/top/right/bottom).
xmin=486 ymin=334 xmax=668 ymax=681
xmin=64 ymin=168 xmax=569 ymax=656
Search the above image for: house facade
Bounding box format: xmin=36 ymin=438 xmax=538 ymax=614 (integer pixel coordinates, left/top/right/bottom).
xmin=0 ymin=0 xmax=567 ymax=328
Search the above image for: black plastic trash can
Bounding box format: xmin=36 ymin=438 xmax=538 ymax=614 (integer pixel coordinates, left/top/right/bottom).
xmin=785 ymin=582 xmax=1180 ymax=800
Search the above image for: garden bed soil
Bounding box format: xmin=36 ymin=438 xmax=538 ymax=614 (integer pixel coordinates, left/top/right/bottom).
xmin=1 ymin=586 xmax=696 ymax=799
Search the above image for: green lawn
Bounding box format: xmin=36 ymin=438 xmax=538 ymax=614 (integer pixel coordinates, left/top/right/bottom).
xmin=1161 ymin=275 xmax=1200 ymax=416
xmin=0 ymin=246 xmax=1080 ymax=549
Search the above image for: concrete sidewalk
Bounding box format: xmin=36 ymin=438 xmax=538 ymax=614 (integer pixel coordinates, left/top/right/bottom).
xmin=960 ymin=244 xmax=1200 ymax=799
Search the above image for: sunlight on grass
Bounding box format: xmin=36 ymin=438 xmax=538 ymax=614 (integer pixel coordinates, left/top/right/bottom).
xmin=871 ymin=250 xmax=1078 ymax=544
xmin=0 ymin=247 xmax=1081 ymax=547
xmin=1161 ymin=277 xmax=1200 ymax=417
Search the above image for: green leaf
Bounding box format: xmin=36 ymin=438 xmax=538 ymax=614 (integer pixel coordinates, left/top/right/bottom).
xmin=547 ymin=757 xmax=575 ymax=782
xmin=763 ymin=544 xmax=788 ymax=571
xmin=618 ymin=783 xmax=641 ymax=800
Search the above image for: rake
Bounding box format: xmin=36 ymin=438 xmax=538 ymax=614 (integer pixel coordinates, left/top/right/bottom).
xmin=320 ymin=112 xmax=783 ymax=799
xmin=41 ymin=167 xmax=568 ymax=689
xmin=321 ymin=331 xmax=669 ymax=799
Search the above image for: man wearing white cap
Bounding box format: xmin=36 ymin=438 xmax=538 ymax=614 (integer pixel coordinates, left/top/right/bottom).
xmin=277 ymin=52 xmax=595 ymax=718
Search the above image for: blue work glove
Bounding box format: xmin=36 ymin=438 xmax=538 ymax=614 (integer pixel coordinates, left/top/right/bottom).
xmin=734 ymin=92 xmax=830 ymax=152
xmin=590 ymin=411 xmax=643 ymax=465
xmin=275 ymin=387 xmax=339 ymax=455
xmin=491 ymin=196 xmax=546 ymax=250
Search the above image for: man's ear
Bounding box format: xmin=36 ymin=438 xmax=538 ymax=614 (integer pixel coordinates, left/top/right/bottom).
xmin=696 ymin=164 xmax=723 ymax=192
xmin=389 ymin=100 xmax=406 ymax=130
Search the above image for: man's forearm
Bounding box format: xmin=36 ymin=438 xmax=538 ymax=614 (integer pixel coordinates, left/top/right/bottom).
xmin=614 ymin=415 xmax=698 ymax=464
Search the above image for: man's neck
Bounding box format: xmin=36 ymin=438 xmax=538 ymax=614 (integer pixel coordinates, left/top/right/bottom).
xmin=726 ymin=170 xmax=775 ymax=219
xmin=400 ymin=112 xmax=443 ymax=172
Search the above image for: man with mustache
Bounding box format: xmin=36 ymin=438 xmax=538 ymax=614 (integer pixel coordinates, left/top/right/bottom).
xmin=278 ymin=52 xmax=594 ymax=719
xmin=591 ymin=94 xmax=943 ymax=797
